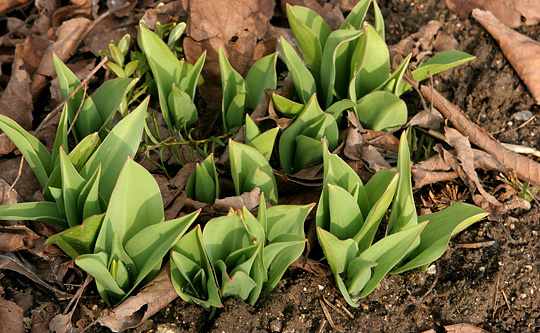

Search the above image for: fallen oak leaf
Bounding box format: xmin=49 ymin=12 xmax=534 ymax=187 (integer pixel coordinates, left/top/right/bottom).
xmin=0 ymin=299 xmax=24 ymax=333
xmin=471 ymin=8 xmax=540 ymax=103
xmin=421 ymin=85 xmax=540 ymax=188
xmin=0 ymin=56 xmax=33 ymax=130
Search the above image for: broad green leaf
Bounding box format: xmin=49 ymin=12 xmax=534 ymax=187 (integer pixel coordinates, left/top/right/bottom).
xmin=180 ymin=50 xmax=206 ymax=100
xmin=346 ymin=257 xmax=377 ymax=296
xmin=109 ymin=231 xmax=136 ymax=282
xmin=80 ymin=97 xmax=148 ymax=202
xmin=168 ymin=84 xmax=198 ymax=130
xmin=265 ymin=203 xmax=313 ymax=241
xmin=354 ymin=91 xmax=407 ymax=131
xmin=280 ymin=36 xmax=316 ymax=104
xmin=293 ymin=135 xmax=323 ymax=171
xmin=167 ymin=22 xmax=186 ymax=49
xmin=364 ymin=168 xmax=397 ymax=208
xmin=391 ymin=203 xmax=488 ymax=274
xmin=349 ymin=23 xmax=390 ymax=100
xmin=125 ymin=210 xmax=200 ymax=288
xmin=0 ymin=201 xmax=66 ymax=227
xmin=76 ymin=252 xmax=126 ymax=305
xmin=92 ymin=78 xmax=138 ymax=135
xmin=186 ymin=155 xmax=219 ymax=204
xmin=215 ymin=260 xmax=257 ymax=300
xmin=279 ymin=95 xmax=338 ymax=174
xmin=320 ymin=30 xmax=363 ymax=108
xmin=203 ymin=213 xmax=251 ymax=265
xmin=326 ymin=99 xmax=357 ymax=120
xmin=67 ymin=133 xmax=101 ymax=170
xmin=271 ymin=94 xmax=304 ymax=118
xmin=224 ymin=83 xmax=247 ymax=131
xmin=316 ymin=141 xmax=369 ymax=230
xmin=247 ymin=127 xmax=278 ymax=161
xmin=374 ymin=54 xmax=411 ymax=95
xmin=241 ymin=207 xmax=265 ymax=245
xmin=76 ymin=98 xmax=103 ymax=141
xmin=53 ymin=53 xmax=85 ymax=140
xmin=262 ymin=233 xmax=306 ymax=290
xmin=353 ymin=172 xmax=398 ymax=252
xmin=45 ymin=213 xmax=105 ymax=258
xmin=286 ymin=5 xmax=330 ymax=82
xmin=340 ymin=0 xmax=371 ymax=30
xmin=0 ymin=114 xmax=52 ymax=187
xmin=139 ymin=25 xmax=183 ymax=129
xmin=219 ymin=46 xmax=245 ymax=129
xmin=387 ymin=130 xmax=417 ymax=235
xmin=317 ymin=227 xmax=358 ymax=274
xmin=51 ymin=105 xmax=68 ymax=171
xmin=229 ymin=140 xmax=278 ymax=205
xmin=95 ymin=156 xmax=164 ymax=254
xmin=59 ymin=148 xmax=86 ymax=227
xmin=372 ymin=0 xmax=385 ymax=40
xmin=245 ymin=52 xmax=278 ymax=110
xmin=78 ymin=166 xmax=103 ymax=221
xmin=49 ymin=187 xmax=66 ymax=221
xmin=243 ymin=167 xmax=277 ymax=206
xmin=171 ymin=226 xmax=222 ymax=310
xmin=358 ymin=221 xmax=426 ymax=298
xmin=327 ymin=184 xmax=364 ymax=240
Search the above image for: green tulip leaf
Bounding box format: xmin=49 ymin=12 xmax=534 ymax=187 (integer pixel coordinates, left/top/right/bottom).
xmin=76 ymin=252 xmax=126 ymax=305
xmin=245 ymin=115 xmax=278 ymax=161
xmin=46 ymin=213 xmax=105 ymax=258
xmin=271 ymin=94 xmax=305 ymax=118
xmin=0 ymin=201 xmax=66 ymax=227
xmin=340 ymin=0 xmax=371 ymax=30
xmin=280 ymin=36 xmax=316 ymax=104
xmin=245 ymin=52 xmax=278 ymax=110
xmin=317 ymin=227 xmax=358 ymax=275
xmin=168 ymin=84 xmax=198 ymax=130
xmin=327 ymin=184 xmax=364 ymax=240
xmin=354 ymin=91 xmax=407 ymax=131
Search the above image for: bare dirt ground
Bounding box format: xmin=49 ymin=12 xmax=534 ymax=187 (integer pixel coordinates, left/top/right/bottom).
xmin=1 ymin=0 xmax=539 ymax=332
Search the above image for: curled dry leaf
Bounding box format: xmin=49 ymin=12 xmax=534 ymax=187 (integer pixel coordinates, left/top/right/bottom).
xmin=0 ymin=226 xmax=40 ymax=251
xmin=97 ymin=263 xmax=178 ymax=332
xmin=0 ymin=0 xmax=33 ymax=17
xmin=213 ymin=187 xmax=261 ymax=212
xmin=472 ymin=8 xmax=540 ymax=104
xmin=422 ymin=322 xmax=490 ymax=333
xmin=446 ymin=0 xmax=540 ymax=28
xmin=444 ymin=127 xmax=501 ymax=207
xmin=421 ymin=85 xmax=540 ymax=188
xmin=31 ymin=17 xmax=92 ymax=101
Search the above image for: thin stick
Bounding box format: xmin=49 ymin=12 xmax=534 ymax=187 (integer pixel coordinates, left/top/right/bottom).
xmin=322 ymin=296 xmax=350 ymax=320
xmin=66 ymin=85 xmax=88 ymax=136
xmin=413 ymin=261 xmax=439 ymax=303
xmin=7 ymin=157 xmax=25 ymax=194
xmin=35 ymin=56 xmax=109 ymax=133
xmin=501 ymin=288 xmax=512 ymax=314
xmin=492 ymin=277 xmax=500 ymax=318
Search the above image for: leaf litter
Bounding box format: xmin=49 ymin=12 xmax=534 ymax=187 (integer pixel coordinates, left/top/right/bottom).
xmin=0 ymin=0 xmax=539 ymax=331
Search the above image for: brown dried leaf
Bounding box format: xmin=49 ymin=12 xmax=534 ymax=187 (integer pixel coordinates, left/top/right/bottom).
xmin=98 ymin=263 xmax=178 ymax=332
xmin=140 ymin=1 xmax=187 ymax=30
xmin=290 ymin=255 xmax=332 ymax=276
xmin=472 ymin=8 xmax=540 ymax=104
xmin=184 ymin=0 xmax=274 ymax=106
xmin=84 ymin=15 xmax=137 ymax=57
xmin=213 ymin=187 xmax=261 ymax=212
xmin=0 ymin=56 xmax=33 ymax=129
xmin=0 ymin=299 xmax=24 ymax=333
xmin=421 ymin=85 xmax=540 ymax=188
xmin=445 ymin=127 xmax=501 ymax=206
xmin=31 ymin=303 xmax=55 ymax=333
xmin=0 ymin=226 xmax=41 ymax=251
xmin=51 ymin=0 xmax=92 ymax=28
xmin=422 ymin=323 xmax=490 ymax=333
xmin=445 ymin=0 xmax=540 ymax=28
xmin=31 ymin=17 xmax=92 ymax=101
xmin=0 ymin=0 xmax=33 ymax=17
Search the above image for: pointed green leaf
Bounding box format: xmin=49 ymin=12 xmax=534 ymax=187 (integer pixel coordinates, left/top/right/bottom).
xmin=391 ymin=203 xmax=488 ymax=274
xmin=327 ymin=184 xmax=364 ymax=240
xmin=346 ymin=257 xmax=377 ymax=295
xmin=265 ymin=203 xmax=313 ymax=241
xmin=271 ymin=94 xmax=304 ymax=118
xmin=45 ymin=213 xmax=104 ymax=258
xmin=180 ymin=50 xmax=206 ymax=100
xmin=412 ymin=50 xmax=475 ymax=83
xmin=317 ymin=227 xmax=358 ymax=275
xmin=354 ymin=91 xmax=407 ymax=131
xmin=0 ymin=201 xmax=66 ymax=227
xmin=59 ymin=148 xmax=86 ymax=227
xmin=0 ymin=114 xmax=52 ymax=187
xmin=263 ymin=233 xmax=306 ymax=290
xmin=92 ymin=78 xmax=138 ymax=134
xmin=224 ymin=83 xmax=247 ymax=131
xmin=245 ymin=52 xmax=277 ymax=110
xmin=78 ymin=165 xmax=103 ymax=221
xmin=216 ymin=260 xmax=257 ymax=300
xmin=340 ymin=0 xmax=371 ymax=30
xmin=168 ymin=84 xmax=198 ymax=130
xmin=76 ymin=252 xmax=126 ymax=305
xmin=280 ymin=36 xmax=316 ymax=104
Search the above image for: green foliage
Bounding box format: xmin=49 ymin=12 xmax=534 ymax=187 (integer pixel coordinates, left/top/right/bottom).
xmin=245 ymin=115 xmax=278 ymax=161
xmin=171 ymin=193 xmax=312 ymax=311
xmin=76 ymin=157 xmax=200 ymax=306
xmin=53 ymin=54 xmax=138 ymax=140
xmin=229 ymin=139 xmax=278 ymax=205
xmin=139 ymin=25 xmax=205 ymax=132
xmin=279 ymin=94 xmax=338 ymax=174
xmin=186 ymin=154 xmax=220 ymax=204
xmin=282 ymin=0 xmax=474 ymax=131
xmin=219 ymin=47 xmax=278 ymax=131
xmin=0 ymin=98 xmax=149 ymax=255
xmin=316 ymin=133 xmax=488 ymax=307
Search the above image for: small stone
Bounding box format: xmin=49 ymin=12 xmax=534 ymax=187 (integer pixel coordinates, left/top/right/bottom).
xmin=318 ymin=285 xmax=324 ymax=291
xmin=426 ymin=264 xmax=437 ymax=275
xmin=270 ymin=319 xmax=282 ymax=332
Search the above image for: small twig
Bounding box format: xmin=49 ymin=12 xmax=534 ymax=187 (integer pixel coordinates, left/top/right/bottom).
xmin=63 ymin=275 xmax=93 ymax=315
xmin=316 ymin=318 xmax=327 ymax=333
xmin=66 ymin=85 xmax=88 ymax=136
xmin=501 ymin=143 xmax=540 ymax=158
xmin=492 ymin=277 xmax=500 ymax=318
xmin=322 ymin=296 xmax=350 ymax=320
xmin=319 ymin=299 xmax=344 ymax=332
xmin=455 ymin=240 xmax=496 ymax=249
xmin=413 ymin=261 xmax=439 ymax=303
xmin=501 ymin=288 xmax=512 ymax=314
xmin=7 ymin=157 xmax=25 ymax=195
xmin=35 ymin=56 xmax=109 ymax=134
xmin=334 ymin=299 xmax=354 ymax=319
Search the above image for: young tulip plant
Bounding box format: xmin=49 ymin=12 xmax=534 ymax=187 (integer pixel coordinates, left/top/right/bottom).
xmin=219 ymin=47 xmax=278 ymax=132
xmin=185 ymin=154 xmax=220 ymax=204
xmin=75 ymin=157 xmax=200 ymax=306
xmin=54 ymin=54 xmax=138 ymax=141
xmin=279 ymin=94 xmax=338 ymax=174
xmin=170 ymin=193 xmax=313 ymax=313
xmin=316 ymin=132 xmax=488 ymax=307
xmin=229 ymin=139 xmax=278 ymax=205
xmin=0 ymin=91 xmax=149 ymax=257
xmin=245 ymin=115 xmax=279 ymax=161
xmin=139 ymin=24 xmax=206 ymax=133
xmin=281 ymin=0 xmax=474 ymax=131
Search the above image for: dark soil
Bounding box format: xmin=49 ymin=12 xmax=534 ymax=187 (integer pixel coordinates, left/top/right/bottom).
xmin=2 ymin=0 xmax=540 ymax=332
